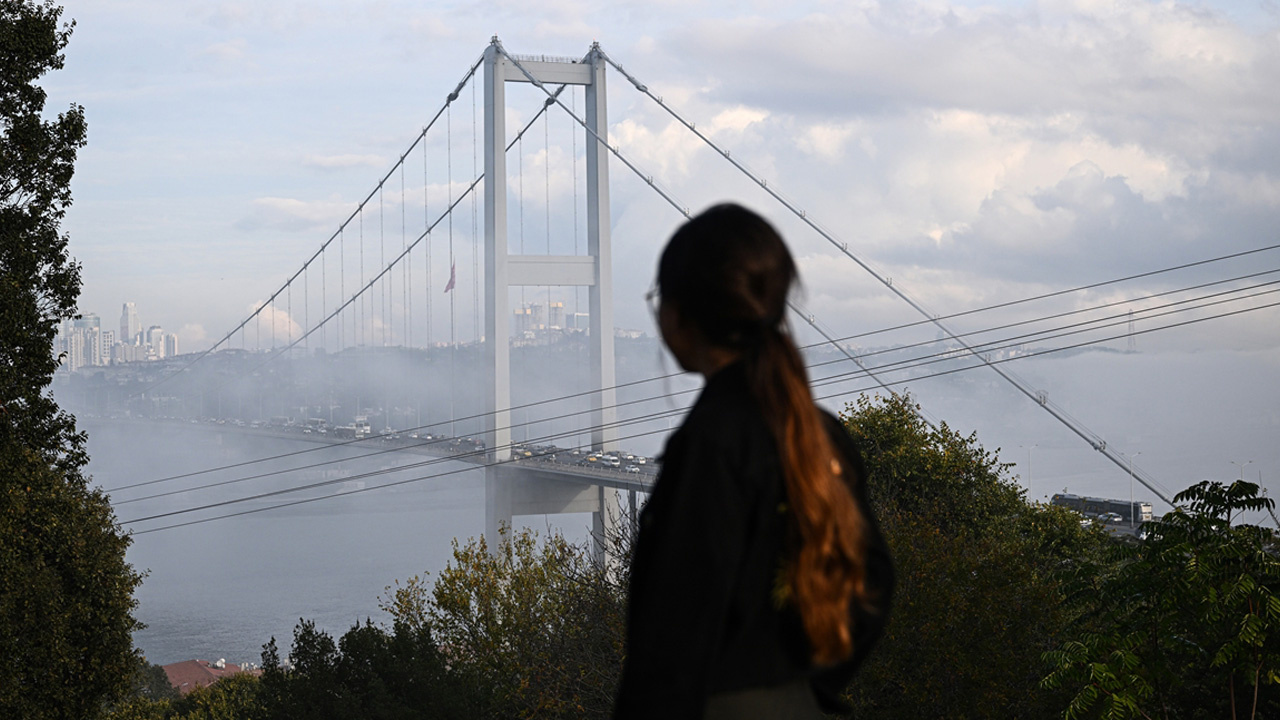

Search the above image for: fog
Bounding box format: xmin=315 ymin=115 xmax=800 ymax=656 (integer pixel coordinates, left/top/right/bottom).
xmin=57 ymin=319 xmax=1279 ymax=666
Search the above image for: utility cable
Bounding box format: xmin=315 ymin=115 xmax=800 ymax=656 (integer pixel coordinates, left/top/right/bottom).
xmin=114 ymin=283 xmax=1277 ymax=507
xmin=107 ymin=253 xmax=1280 ymax=493
xmin=125 ymin=291 xmax=1280 ymax=534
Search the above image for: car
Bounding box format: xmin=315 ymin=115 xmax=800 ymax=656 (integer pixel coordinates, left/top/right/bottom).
xmin=624 ymin=464 xmax=640 ymax=473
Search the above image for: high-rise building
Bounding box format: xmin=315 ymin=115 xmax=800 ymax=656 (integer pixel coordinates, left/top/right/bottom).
xmin=548 ymin=301 xmax=564 ymax=329
xmin=120 ymin=302 xmax=140 ymax=345
xmin=147 ymin=325 xmax=165 ymax=359
xmin=57 ymin=314 xmax=104 ymax=370
xmin=566 ymin=312 xmax=590 ymax=331
xmin=513 ymin=306 xmax=534 ymax=335
xmin=165 ymin=333 xmax=178 ymax=358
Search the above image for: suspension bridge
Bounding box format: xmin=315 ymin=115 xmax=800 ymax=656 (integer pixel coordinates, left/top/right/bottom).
xmin=86 ymin=37 xmax=1280 ymax=548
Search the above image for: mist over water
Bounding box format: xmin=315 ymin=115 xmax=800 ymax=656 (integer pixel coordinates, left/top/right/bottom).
xmin=66 ymin=334 xmax=1280 ymax=666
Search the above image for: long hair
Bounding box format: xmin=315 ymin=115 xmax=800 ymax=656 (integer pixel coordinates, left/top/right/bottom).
xmin=657 ymin=204 xmax=868 ymax=665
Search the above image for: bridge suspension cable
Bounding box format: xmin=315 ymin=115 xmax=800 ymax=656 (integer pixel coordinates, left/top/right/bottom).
xmin=146 ymin=83 xmax=579 ymax=408
xmin=131 ymin=52 xmax=486 ymax=397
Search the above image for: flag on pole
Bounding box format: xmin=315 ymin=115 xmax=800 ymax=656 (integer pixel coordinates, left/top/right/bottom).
xmin=443 ymin=261 xmax=456 ymax=293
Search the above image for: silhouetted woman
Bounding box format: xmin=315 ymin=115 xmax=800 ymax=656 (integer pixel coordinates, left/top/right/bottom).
xmin=614 ymin=204 xmax=893 ymax=720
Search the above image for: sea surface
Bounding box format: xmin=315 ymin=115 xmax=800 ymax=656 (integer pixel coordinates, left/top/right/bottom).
xmin=84 ymin=422 xmax=594 ymax=667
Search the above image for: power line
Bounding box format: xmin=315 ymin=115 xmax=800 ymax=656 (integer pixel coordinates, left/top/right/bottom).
xmin=127 ymin=291 xmax=1280 ymax=534
xmin=822 ymin=263 xmax=1280 ymax=346
xmin=127 ymin=424 xmax=673 ymax=536
xmin=811 ymin=291 xmax=1280 ymax=395
xmin=119 ymin=293 xmax=1279 ymax=523
xmin=806 ymin=275 xmax=1280 ymax=374
xmin=106 ymin=245 xmax=1280 ymax=496
xmin=123 ymin=410 xmax=681 ymax=527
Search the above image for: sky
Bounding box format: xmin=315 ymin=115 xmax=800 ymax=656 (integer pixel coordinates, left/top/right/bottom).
xmin=43 ymin=0 xmax=1280 ymax=516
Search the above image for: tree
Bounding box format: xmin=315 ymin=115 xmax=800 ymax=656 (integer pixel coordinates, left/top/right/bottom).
xmin=165 ymin=673 xmax=264 ymax=720
xmin=257 ymin=615 xmax=482 ymax=719
xmin=840 ymin=392 xmax=1104 ymax=718
xmin=421 ymin=526 xmax=627 ymax=720
xmin=0 ymin=2 xmax=142 ymax=718
xmin=1042 ymin=480 xmax=1280 ymax=719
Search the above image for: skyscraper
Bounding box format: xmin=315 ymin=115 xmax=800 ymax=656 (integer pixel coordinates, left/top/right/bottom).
xmin=147 ymin=326 xmax=165 ymax=359
xmin=120 ymin=302 xmax=140 ymax=345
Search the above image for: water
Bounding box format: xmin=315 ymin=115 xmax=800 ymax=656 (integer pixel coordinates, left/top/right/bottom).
xmin=84 ymin=422 xmax=594 ymax=666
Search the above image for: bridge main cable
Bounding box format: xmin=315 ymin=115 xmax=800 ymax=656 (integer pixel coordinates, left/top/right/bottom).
xmin=156 ymin=82 xmax=577 ymax=403
xmin=130 ymin=53 xmax=487 ymax=398
xmin=495 ymin=42 xmax=917 ymax=422
xmin=592 ymin=45 xmax=1178 ymax=506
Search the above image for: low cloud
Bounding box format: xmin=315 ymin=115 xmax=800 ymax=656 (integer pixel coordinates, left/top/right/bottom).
xmin=200 ymin=38 xmax=248 ymax=62
xmin=237 ymin=196 xmax=353 ymax=233
xmin=303 ymin=154 xmax=386 ymax=170
xmin=246 ymin=301 xmax=303 ymax=344
xmin=179 ymin=323 xmax=209 ymax=347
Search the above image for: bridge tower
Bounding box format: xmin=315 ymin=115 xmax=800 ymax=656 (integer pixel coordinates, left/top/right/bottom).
xmin=482 ymin=39 xmax=622 ymax=555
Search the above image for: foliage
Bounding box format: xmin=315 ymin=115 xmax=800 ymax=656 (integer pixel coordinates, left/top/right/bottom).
xmin=129 ymin=658 xmax=181 ymax=703
xmin=164 ymin=673 xmax=264 ymax=720
xmin=102 ymin=696 xmax=169 ymax=720
xmin=256 ymin=616 xmax=482 ymax=719
xmin=103 ymin=669 xmax=263 ymax=720
xmin=0 ymin=438 xmax=141 ymax=719
xmin=840 ymin=392 xmax=1105 ymax=719
xmin=1042 ymin=480 xmax=1280 ymax=719
xmin=0 ymin=2 xmax=142 ymax=718
xmin=0 ymin=0 xmax=86 ymax=462
xmin=422 ymin=526 xmax=627 ymax=720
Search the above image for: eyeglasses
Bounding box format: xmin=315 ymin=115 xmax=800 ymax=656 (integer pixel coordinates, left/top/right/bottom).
xmin=644 ymin=285 xmax=661 ymax=316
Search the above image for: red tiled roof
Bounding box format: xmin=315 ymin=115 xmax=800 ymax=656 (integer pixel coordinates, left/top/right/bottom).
xmin=161 ymin=659 xmax=247 ymax=694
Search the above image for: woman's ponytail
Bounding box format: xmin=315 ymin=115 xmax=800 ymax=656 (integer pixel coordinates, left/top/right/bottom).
xmin=747 ymin=327 xmax=866 ymax=666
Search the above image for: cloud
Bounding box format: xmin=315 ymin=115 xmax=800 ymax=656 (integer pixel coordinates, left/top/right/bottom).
xmin=200 ymin=38 xmax=248 ymax=62
xmin=179 ymin=323 xmax=209 ymax=346
xmin=247 ymin=301 xmax=303 ymax=345
xmin=661 ymin=1 xmax=1280 ymax=165
xmin=237 ymin=196 xmax=353 ymax=233
xmin=303 ymin=154 xmax=387 ymax=170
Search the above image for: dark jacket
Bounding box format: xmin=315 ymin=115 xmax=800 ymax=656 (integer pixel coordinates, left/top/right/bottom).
xmin=614 ymin=362 xmax=894 ymax=719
